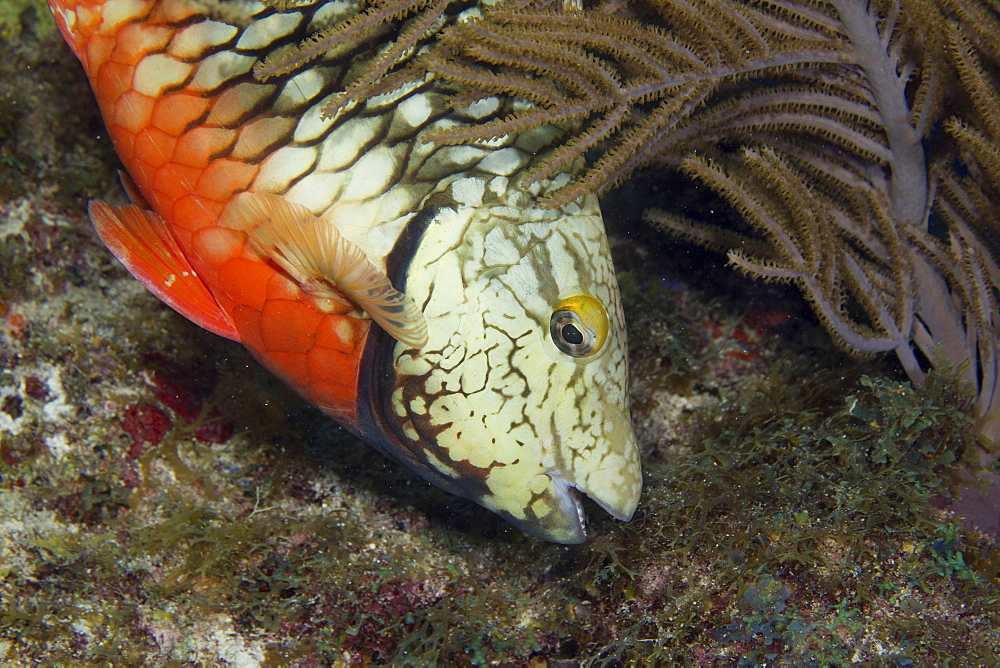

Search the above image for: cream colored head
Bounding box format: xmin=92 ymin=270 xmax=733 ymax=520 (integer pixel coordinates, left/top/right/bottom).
xmin=376 ymin=185 xmax=641 ymax=544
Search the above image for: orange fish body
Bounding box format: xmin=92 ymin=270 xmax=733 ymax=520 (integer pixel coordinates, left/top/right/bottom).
xmin=50 ymin=0 xmax=370 ymax=431
xmin=49 ymin=0 xmax=643 ymax=543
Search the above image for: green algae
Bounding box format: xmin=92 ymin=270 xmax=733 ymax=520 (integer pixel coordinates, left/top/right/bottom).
xmin=0 ymin=4 xmax=115 ymax=207
xmin=568 ymin=365 xmax=1000 ymax=664
xmin=0 ymin=0 xmax=52 ymax=41
xmin=303 ymin=363 xmax=998 ymax=664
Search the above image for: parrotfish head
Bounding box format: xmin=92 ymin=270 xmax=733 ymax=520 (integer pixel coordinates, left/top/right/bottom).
xmin=359 ymin=182 xmax=641 ymax=544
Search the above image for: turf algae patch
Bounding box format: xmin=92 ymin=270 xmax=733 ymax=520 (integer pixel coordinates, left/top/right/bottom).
xmin=557 ymin=367 xmax=1000 ymax=664
xmin=0 ymin=0 xmax=52 ymax=41
xmin=0 ymin=16 xmax=114 ymax=206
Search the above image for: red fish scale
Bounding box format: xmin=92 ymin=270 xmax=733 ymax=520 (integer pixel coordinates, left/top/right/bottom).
xmin=50 ymin=0 xmax=372 ymax=431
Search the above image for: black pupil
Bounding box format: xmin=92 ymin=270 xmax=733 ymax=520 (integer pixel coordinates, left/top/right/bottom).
xmin=561 ymin=323 xmax=585 ymax=345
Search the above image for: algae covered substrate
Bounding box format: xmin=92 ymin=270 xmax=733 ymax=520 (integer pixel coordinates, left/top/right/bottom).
xmin=1 ymin=6 xmax=999 ymax=664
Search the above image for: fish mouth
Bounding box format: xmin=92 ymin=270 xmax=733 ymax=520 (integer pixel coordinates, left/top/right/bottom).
xmin=541 ymin=469 xmax=639 ymax=544
xmin=573 ymin=470 xmax=640 ymax=523
xmin=531 ymin=458 xmax=641 ymax=544
xmin=495 ymin=472 xmax=589 ymax=544
xmin=548 ymin=473 xmax=588 ymax=541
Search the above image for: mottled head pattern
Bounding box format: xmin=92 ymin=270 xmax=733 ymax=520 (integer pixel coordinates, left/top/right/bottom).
xmin=358 ymin=122 xmax=641 ymax=542
xmin=394 ymin=199 xmax=639 ymax=541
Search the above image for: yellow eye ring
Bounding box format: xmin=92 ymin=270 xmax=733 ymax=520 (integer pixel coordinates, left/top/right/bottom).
xmin=549 ymin=295 xmax=609 ymax=357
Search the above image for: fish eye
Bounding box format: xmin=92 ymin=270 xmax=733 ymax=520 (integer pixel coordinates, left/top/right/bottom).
xmin=550 ymin=295 xmax=609 ymax=357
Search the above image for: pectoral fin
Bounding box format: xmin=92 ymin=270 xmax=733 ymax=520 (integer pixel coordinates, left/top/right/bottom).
xmin=220 ymin=191 xmax=428 ymax=348
xmin=89 ymin=201 xmax=239 ymax=341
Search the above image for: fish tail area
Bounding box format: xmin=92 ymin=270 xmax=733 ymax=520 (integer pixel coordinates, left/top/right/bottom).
xmin=89 ymin=200 xmax=239 ymax=341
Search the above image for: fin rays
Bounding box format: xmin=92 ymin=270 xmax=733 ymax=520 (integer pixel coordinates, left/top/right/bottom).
xmin=222 ymin=192 xmax=428 ymax=348
xmin=88 ymin=201 xmax=239 ymax=341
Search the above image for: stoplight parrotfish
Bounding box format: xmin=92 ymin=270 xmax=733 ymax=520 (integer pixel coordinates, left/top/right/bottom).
xmin=46 ymin=0 xmax=641 ymax=543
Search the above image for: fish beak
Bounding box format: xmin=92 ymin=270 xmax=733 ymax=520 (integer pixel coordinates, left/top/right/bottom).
xmin=575 ymin=468 xmax=641 ymax=523
xmin=505 ymin=466 xmax=640 ymax=545
xmin=570 ymin=411 xmax=643 ymax=525
xmin=500 ymin=438 xmax=642 ymax=545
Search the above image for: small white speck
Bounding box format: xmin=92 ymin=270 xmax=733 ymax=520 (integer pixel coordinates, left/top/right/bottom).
xmin=45 ymin=432 xmax=72 ymax=461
